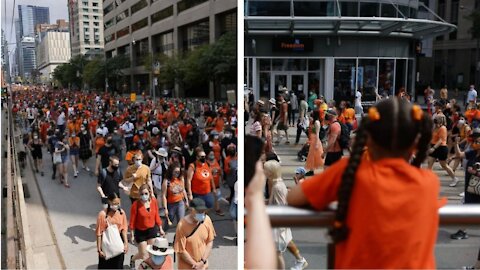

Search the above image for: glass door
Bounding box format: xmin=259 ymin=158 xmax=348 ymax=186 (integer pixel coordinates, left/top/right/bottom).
xmin=273 ymin=74 xmax=288 ymax=98
xmin=291 ymin=74 xmax=307 ymax=97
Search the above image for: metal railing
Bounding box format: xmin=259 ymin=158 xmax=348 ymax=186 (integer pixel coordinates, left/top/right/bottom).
xmin=266 ymin=205 xmax=480 ymax=268
xmin=4 ymin=91 xmax=33 ymax=270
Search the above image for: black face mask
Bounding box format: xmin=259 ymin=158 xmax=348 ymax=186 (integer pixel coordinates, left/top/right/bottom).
xmin=106 ymin=139 xmax=113 ymax=145
xmin=198 ymin=157 xmax=206 ymax=163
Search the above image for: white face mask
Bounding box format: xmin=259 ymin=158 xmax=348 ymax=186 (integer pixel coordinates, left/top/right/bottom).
xmin=458 ymin=120 xmax=465 ymax=126
xmin=135 ymin=160 xmax=142 ymax=167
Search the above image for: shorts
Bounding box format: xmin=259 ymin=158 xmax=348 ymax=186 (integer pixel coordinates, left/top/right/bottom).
xmin=134 ymin=226 xmax=159 ymax=243
xmin=32 ymin=150 xmax=42 ymax=160
xmin=192 ymin=192 xmax=214 ymax=209
xmin=325 ymin=151 xmax=343 ymax=166
xmin=429 ymin=144 xmax=448 ymax=161
xmin=70 ymin=148 xmax=79 ymax=156
xmin=277 ymin=122 xmax=288 ymax=131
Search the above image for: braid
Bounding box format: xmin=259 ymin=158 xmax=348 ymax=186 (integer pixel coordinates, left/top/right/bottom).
xmin=328 ymin=118 xmax=370 ymax=243
xmin=411 ymin=114 xmax=433 ymax=167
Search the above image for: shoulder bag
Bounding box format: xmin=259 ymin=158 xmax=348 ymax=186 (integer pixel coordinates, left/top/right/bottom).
xmin=467 ymin=175 xmax=480 ymax=196
xmin=102 ymin=211 xmax=124 ymax=260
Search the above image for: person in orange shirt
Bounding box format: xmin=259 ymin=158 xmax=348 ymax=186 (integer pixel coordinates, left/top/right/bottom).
xmin=288 ymin=99 xmax=443 ymax=269
xmin=162 ymin=164 xmax=188 ymax=226
xmin=427 ymin=114 xmax=459 ymax=187
xmin=186 ymin=148 xmax=216 ymax=209
xmin=139 ymin=238 xmax=174 ymax=270
xmin=68 ymin=132 xmax=81 ymax=177
xmin=213 ymin=115 xmax=225 ymax=133
xmin=206 ymin=150 xmax=224 ymax=216
xmin=209 ymin=132 xmax=222 ymax=162
xmin=94 ymin=129 xmax=106 ymax=155
xmin=178 ymin=119 xmax=192 ymax=141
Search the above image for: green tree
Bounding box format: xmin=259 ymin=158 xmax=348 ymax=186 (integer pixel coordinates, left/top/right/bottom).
xmin=105 ymin=54 xmax=130 ymax=92
xmin=83 ymin=57 xmax=104 ymax=89
xmin=201 ymin=32 xmax=237 ymax=85
xmin=52 ymin=63 xmax=76 ymax=88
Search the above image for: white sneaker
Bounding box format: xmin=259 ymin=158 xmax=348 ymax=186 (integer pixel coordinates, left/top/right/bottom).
xmin=85 ymin=167 xmax=90 ymax=172
xmin=291 ymin=257 xmax=308 ymax=270
xmin=459 ymin=192 xmax=465 ymax=197
xmin=449 ymin=179 xmax=459 ymax=187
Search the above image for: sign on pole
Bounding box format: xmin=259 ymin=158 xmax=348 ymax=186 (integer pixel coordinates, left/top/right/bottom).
xmin=130 ymin=93 xmax=137 ymax=102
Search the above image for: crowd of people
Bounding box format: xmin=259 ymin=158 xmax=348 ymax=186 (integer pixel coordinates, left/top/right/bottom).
xmin=12 ymin=87 xmax=238 ymax=269
xmin=245 ymin=84 xmax=480 ymax=269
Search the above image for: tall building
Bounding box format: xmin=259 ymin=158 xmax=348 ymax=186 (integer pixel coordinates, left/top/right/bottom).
xmin=418 ymin=0 xmax=480 ymax=90
xmin=68 ymin=0 xmax=105 ymax=58
xmin=244 ymin=0 xmax=455 ymax=105
xmin=16 ymin=5 xmax=50 ymax=80
xmin=36 ymin=20 xmax=71 ymax=84
xmin=103 ymin=0 xmax=236 ymax=99
xmin=2 ymin=30 xmax=11 ymax=83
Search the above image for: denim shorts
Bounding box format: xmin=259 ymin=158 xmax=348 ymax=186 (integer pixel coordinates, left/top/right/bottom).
xmin=192 ymin=192 xmax=214 ymax=209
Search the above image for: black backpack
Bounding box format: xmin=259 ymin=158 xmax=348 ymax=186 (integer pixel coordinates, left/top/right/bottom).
xmin=335 ymin=121 xmax=350 ymax=149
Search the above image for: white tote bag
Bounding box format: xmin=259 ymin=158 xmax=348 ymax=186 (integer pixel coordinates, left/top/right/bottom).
xmin=102 ymin=217 xmax=124 ymax=260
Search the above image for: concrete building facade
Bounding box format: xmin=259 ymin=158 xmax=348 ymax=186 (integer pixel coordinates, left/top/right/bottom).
xmin=418 ymin=0 xmax=480 ymax=91
xmin=36 ymin=21 xmax=71 ymax=84
xmin=68 ymin=0 xmax=105 ymax=58
xmin=103 ymin=0 xmax=236 ymax=99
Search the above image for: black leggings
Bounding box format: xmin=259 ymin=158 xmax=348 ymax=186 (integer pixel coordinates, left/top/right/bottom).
xmin=50 ymin=154 xmax=57 ymax=177
xmin=295 ymin=125 xmax=309 ymax=144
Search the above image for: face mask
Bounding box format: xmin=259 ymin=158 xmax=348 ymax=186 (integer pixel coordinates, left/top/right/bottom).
xmin=198 ymin=157 xmax=206 ymax=163
xmin=225 ymin=133 xmax=232 ymax=139
xmin=110 ymin=204 xmax=120 ymax=211
xmin=33 ymin=135 xmax=38 ymax=139
xmin=173 ymin=171 xmax=180 ymax=178
xmin=83 ymin=130 xmax=87 ymax=134
xmin=458 ymin=120 xmax=465 ymax=125
xmin=214 ymin=136 xmax=219 ymax=140
xmin=71 ymin=134 xmax=76 ymax=138
xmin=152 ymin=255 xmax=166 ymax=265
xmin=141 ymin=194 xmax=149 ymax=202
xmin=195 ymin=213 xmax=206 ymax=222
xmin=135 ymin=160 xmax=142 ymax=167
xmin=208 ymin=155 xmax=215 ymax=161
xmin=112 ymin=165 xmax=119 ymax=171
xmin=83 ymin=121 xmax=87 ymax=124
xmin=101 ymin=124 xmax=105 ymax=128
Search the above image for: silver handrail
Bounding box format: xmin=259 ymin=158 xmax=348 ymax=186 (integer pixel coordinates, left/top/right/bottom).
xmin=266 ymin=205 xmax=480 ymax=227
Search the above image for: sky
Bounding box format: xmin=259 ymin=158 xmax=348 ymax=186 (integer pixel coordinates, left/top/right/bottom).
xmin=1 ymin=0 xmax=69 ymax=61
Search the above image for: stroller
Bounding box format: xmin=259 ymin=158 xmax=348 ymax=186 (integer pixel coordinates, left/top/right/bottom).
xmin=297 ymin=143 xmax=310 ymax=162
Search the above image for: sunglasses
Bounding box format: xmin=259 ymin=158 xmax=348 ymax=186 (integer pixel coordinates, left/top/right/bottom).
xmin=152 ymin=246 xmax=168 ymax=252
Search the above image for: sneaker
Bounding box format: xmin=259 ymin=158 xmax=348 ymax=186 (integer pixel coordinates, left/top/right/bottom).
xmin=450 ymin=230 xmax=468 ymax=240
xmin=449 ymin=179 xmax=459 ymax=187
xmin=459 ymin=192 xmax=465 ymax=197
xmin=74 ymin=172 xmax=78 ymax=178
xmin=130 ymin=255 xmax=135 ymax=270
xmin=85 ymin=167 xmax=90 ymax=172
xmin=462 ymin=266 xmax=475 ymax=270
xmin=291 ymin=257 xmax=308 ymax=270
xmin=40 ymin=171 xmax=44 ymax=177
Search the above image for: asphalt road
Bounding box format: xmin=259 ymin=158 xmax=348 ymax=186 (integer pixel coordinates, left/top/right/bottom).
xmin=264 ymin=122 xmax=480 ymax=269
xmin=12 ymin=119 xmax=237 ymax=269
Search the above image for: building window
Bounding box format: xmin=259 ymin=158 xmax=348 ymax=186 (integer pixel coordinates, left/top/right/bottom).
xmin=116 ymin=9 xmax=129 ymax=23
xmin=84 ymin=21 xmax=89 ymax=26
xmin=334 ymin=59 xmax=356 ymax=103
xmin=218 ymin=11 xmax=237 ymax=36
xmin=153 ymin=31 xmax=174 ymax=56
xmin=93 ymin=2 xmax=98 ymax=7
xmin=247 ymin=1 xmax=290 ymax=16
xmin=398 ymin=5 xmax=409 ymax=17
xmin=94 ymin=28 xmax=100 ymax=32
xmin=83 ymin=1 xmax=88 ymax=6
xmin=339 ymin=2 xmax=358 ymax=17
xmin=379 ymin=59 xmax=395 ymax=96
xmin=177 ymin=0 xmax=209 ymax=13
xmin=381 ymin=4 xmax=397 ymax=18
xmin=116 ymin=26 xmax=129 ymax=39
xmin=451 ymin=0 xmax=459 ymax=23
xmin=131 ymin=0 xmax=148 ymax=15
xmin=83 ymin=8 xmax=89 ymax=12
xmin=182 ymin=20 xmax=210 ymax=51
xmin=105 ymin=33 xmax=115 ymax=44
xmin=94 ymin=15 xmax=99 ymax=20
xmin=103 ymin=2 xmax=115 ymax=15
xmin=259 ymin=72 xmax=270 ymax=98
xmin=94 ymin=22 xmax=99 ymax=26
xmin=151 ymin=6 xmax=173 ymax=24
xmin=132 ymin=18 xmax=148 ymax=32
xmin=293 ymin=1 xmax=336 ymax=16
xmin=133 ymin=38 xmax=149 ymax=66
xmin=83 ymin=15 xmax=89 ymax=19
xmin=357 ymin=59 xmax=378 ymax=102
xmin=438 ymin=0 xmax=445 ymax=19
xmin=105 ymin=18 xmax=115 ymax=29
xmin=395 ymin=59 xmax=407 ymax=94
xmin=115 ymin=0 xmax=126 ymax=5
xmin=360 ymin=2 xmax=379 ymax=17
xmin=259 ymin=59 xmax=270 ymax=71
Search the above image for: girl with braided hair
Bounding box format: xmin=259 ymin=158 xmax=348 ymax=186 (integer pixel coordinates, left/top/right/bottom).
xmin=287 ymin=98 xmax=442 ymax=268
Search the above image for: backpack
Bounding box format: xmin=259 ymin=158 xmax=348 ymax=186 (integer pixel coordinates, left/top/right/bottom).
xmin=335 ymin=121 xmax=350 ymax=149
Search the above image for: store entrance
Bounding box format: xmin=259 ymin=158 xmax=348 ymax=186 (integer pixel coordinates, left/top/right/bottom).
xmin=271 ymin=72 xmax=307 ymax=99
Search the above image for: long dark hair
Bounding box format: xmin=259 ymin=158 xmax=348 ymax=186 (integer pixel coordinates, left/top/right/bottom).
xmin=329 ymin=98 xmax=432 ymax=243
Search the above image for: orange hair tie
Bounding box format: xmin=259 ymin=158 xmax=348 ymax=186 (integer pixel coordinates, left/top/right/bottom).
xmin=412 ymin=105 xmax=423 ymax=121
xmin=368 ymin=107 xmax=380 ymax=121
xmin=333 ymin=221 xmax=343 ymax=228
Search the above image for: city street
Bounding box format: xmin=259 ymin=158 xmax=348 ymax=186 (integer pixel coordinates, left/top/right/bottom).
xmin=247 ymin=119 xmax=480 ymax=269
xmin=9 ymin=115 xmax=237 ymax=269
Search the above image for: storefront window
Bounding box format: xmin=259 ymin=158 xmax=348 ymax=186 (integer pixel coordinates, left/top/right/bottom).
xmin=272 ymin=59 xmax=307 ymax=71
xmin=360 ymin=2 xmax=379 ymax=17
xmin=379 ymin=59 xmax=394 ymax=97
xmin=395 ymin=59 xmax=407 ymax=95
xmin=248 ymin=1 xmax=290 ymax=16
xmin=407 ymin=59 xmax=414 ymax=97
xmin=182 ymin=20 xmax=209 ymax=51
xmin=308 ymin=59 xmax=320 ymax=71
xmin=259 ymin=72 xmax=270 ymax=98
xmin=334 ymin=59 xmax=356 ymax=103
xmin=308 ymin=72 xmax=320 ymax=97
xmin=398 ymin=5 xmax=410 ymax=18
xmin=248 ymin=59 xmax=253 ymax=87
xmin=259 ymin=59 xmax=271 ymax=71
xmin=357 ymin=59 xmax=377 ymax=102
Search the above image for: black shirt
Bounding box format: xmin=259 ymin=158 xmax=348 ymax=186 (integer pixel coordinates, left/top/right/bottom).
xmin=98 ymin=168 xmax=123 ymax=198
xmin=97 ymin=145 xmax=119 ymax=169
xmin=106 ymin=119 xmax=118 ymax=134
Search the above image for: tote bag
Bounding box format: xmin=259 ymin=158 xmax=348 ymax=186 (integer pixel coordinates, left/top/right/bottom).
xmin=102 ymin=217 xmax=124 ymax=260
xmin=467 ymin=175 xmax=480 ymax=196
xmin=53 ymin=153 xmax=62 ymax=165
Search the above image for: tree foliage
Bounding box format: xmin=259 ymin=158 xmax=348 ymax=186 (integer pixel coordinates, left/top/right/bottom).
xmin=467 ymin=10 xmax=480 ymax=39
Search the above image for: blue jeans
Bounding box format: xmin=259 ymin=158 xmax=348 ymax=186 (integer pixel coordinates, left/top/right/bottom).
xmin=192 ymin=192 xmax=214 ymax=209
xmin=167 ymin=200 xmax=186 ymax=224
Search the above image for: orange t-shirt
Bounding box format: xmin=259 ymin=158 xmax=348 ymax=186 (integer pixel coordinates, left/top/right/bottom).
xmin=95 ymin=137 xmax=105 ymax=154
xmin=130 ymin=197 xmax=162 ymax=231
xmin=431 ymin=126 xmax=447 ymax=146
xmin=179 ymin=124 xmax=192 ymax=140
xmin=211 ymin=141 xmax=221 ymax=161
xmin=208 ymin=160 xmax=222 ymax=188
xmin=166 ymin=177 xmax=185 ymax=204
xmin=214 ymin=118 xmax=225 ymax=133
xmin=95 ymin=209 xmax=128 ymax=237
xmin=190 ymin=161 xmax=212 ymax=195
xmin=301 ymin=158 xmax=441 ymax=269
xmin=68 ymin=137 xmax=80 ymax=149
